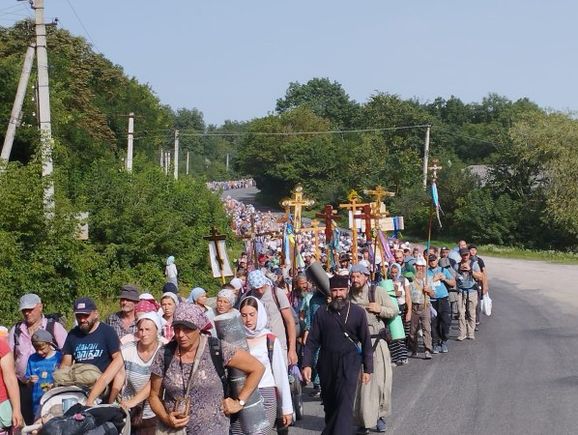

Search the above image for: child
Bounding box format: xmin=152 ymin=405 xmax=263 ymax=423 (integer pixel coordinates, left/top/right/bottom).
xmin=25 ymin=329 xmax=62 ymax=419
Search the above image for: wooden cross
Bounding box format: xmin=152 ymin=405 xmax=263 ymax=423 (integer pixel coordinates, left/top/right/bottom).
xmin=308 ymin=219 xmax=326 ymax=262
xmin=353 ymin=204 xmax=373 ymax=241
xmin=203 ymin=226 xmax=227 ymax=284
xmin=241 ymin=213 xmax=276 ymax=266
xmin=364 ymin=185 xmax=395 ymax=219
xmin=339 ymin=190 xmax=369 ymax=264
xmin=315 ymin=204 xmax=340 ymax=242
xmin=280 ymin=185 xmax=315 ymax=232
xmin=428 ymin=160 xmax=443 ymax=182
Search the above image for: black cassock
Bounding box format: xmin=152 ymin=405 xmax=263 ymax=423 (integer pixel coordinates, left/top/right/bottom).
xmin=303 ymin=301 xmax=373 ymax=435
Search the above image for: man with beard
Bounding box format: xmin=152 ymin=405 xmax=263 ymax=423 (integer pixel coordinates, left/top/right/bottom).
xmin=303 ymin=275 xmax=372 ymax=435
xmin=349 ymin=264 xmax=399 ymax=434
xmin=60 ymin=297 xmax=121 ymax=375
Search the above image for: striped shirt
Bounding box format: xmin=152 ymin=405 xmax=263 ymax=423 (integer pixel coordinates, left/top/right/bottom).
xmin=121 ymin=341 xmax=161 ymax=419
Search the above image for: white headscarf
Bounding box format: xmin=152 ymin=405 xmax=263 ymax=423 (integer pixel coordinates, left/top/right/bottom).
xmin=241 ymin=296 xmax=270 ymax=337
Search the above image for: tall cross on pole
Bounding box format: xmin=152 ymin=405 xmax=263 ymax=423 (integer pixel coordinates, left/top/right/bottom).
xmin=315 ymin=204 xmax=341 ymax=269
xmin=309 ymin=219 xmax=326 ymax=262
xmin=203 ymin=226 xmax=228 ymax=284
xmin=339 ymin=190 xmax=369 ymax=264
xmin=241 ymin=213 xmax=275 ymax=267
xmin=426 ymin=159 xmax=443 ymax=252
xmin=429 ymin=160 xmax=443 ymax=182
xmin=280 ymin=185 xmax=315 ymax=232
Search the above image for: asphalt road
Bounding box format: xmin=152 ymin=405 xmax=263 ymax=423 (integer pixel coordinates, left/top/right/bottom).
xmin=221 ymin=187 xmax=578 ymax=435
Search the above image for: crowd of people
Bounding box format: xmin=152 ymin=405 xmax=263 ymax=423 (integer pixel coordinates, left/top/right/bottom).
xmin=0 ymin=181 xmax=491 ymax=435
xmin=207 ymin=178 xmax=255 ymax=192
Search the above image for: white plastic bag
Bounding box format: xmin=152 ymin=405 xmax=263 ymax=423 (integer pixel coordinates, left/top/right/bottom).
xmin=482 ymin=293 xmax=492 ymax=316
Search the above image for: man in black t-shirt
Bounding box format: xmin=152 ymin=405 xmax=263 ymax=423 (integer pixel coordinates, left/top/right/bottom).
xmin=61 ymin=297 xmax=121 ymax=373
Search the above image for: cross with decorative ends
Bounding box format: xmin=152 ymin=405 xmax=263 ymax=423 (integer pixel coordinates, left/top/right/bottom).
xmin=308 ymin=219 xmax=326 ymax=262
xmin=241 ymin=213 xmax=276 ymax=266
xmin=280 ymin=185 xmax=315 ymax=232
xmin=203 ymin=226 xmax=227 ymax=284
xmin=315 ymin=204 xmax=340 ymax=242
xmin=364 ymin=185 xmax=395 ymax=219
xmin=339 ymin=190 xmax=369 ymax=264
xmin=428 ymin=160 xmax=443 ymax=182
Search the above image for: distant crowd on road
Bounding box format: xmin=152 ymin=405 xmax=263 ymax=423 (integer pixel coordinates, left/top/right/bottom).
xmin=207 ymin=178 xmax=255 ymax=192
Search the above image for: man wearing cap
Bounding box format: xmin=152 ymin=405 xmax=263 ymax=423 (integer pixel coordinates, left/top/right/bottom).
xmin=303 ymin=274 xmax=372 ymax=435
xmin=8 ymin=293 xmax=68 ymax=424
xmin=60 ymin=297 xmax=121 ymax=375
xmin=243 ymin=270 xmax=298 ymax=366
xmin=349 ymin=264 xmax=398 ymax=434
xmin=426 ymin=254 xmax=456 ymax=353
xmin=105 ymin=285 xmax=140 ymax=342
xmin=469 ymin=244 xmax=489 ymax=328
xmin=454 ymin=248 xmax=484 ymax=340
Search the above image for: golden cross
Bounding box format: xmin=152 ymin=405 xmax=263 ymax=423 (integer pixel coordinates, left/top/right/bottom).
xmin=280 ymin=185 xmax=315 ymax=232
xmin=339 ymin=190 xmax=369 ymax=264
xmin=309 ymin=219 xmax=326 ymax=262
xmin=364 ymin=185 xmax=395 ymax=220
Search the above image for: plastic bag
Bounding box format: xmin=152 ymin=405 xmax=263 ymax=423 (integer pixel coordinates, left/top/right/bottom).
xmin=482 ymin=294 xmax=492 ymax=316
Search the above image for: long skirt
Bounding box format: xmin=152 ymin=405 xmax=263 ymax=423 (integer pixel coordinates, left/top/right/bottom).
xmin=229 ymin=386 xmax=277 ymax=435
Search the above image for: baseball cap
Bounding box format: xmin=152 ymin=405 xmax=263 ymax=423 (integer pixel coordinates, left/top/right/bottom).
xmin=74 ymin=297 xmax=97 ymax=314
xmin=19 ymin=294 xmax=41 ymax=311
xmin=459 ymin=248 xmax=470 ymax=256
xmin=428 ymin=254 xmax=438 ymax=261
xmin=119 ymin=284 xmax=140 ymax=302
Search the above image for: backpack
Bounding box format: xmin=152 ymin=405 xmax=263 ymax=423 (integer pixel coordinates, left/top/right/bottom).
xmin=270 ymin=287 xmax=301 ymax=338
xmin=163 ymin=336 xmax=228 ymax=397
xmin=13 ymin=313 xmax=65 ymax=350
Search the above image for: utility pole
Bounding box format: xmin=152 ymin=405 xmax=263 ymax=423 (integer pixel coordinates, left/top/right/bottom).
xmin=1 ymin=45 xmax=35 ymax=166
xmin=226 ymin=152 xmax=229 ymax=172
xmin=126 ymin=112 xmax=134 ymax=172
xmin=159 ymin=147 xmax=163 ymax=167
xmin=173 ymin=129 xmax=179 ymax=180
xmin=186 ymin=151 xmax=190 ymax=175
xmin=34 ymin=0 xmax=55 ymax=215
xmin=165 ymin=151 xmax=170 ymax=175
xmin=422 ymin=125 xmax=431 ymax=189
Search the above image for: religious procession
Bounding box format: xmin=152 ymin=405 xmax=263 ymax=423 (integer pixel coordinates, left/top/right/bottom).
xmin=0 ymin=168 xmax=491 ymax=435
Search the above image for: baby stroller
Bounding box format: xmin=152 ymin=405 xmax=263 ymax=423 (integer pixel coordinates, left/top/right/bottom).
xmin=21 ymin=386 xmax=130 ymax=435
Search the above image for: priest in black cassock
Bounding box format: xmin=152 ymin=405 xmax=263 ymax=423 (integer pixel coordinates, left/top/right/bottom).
xmin=302 ymin=274 xmax=373 ymax=435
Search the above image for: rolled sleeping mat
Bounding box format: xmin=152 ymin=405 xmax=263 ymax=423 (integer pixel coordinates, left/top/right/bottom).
xmin=305 ymin=261 xmax=330 ymax=296
xmin=380 ymin=279 xmax=406 ymax=341
xmin=213 ymin=312 xmax=270 ymax=434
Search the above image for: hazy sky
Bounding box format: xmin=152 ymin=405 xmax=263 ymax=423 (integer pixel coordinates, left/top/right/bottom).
xmin=2 ymin=0 xmax=577 ymax=125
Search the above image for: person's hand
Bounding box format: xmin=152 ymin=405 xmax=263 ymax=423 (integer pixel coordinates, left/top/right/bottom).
xmin=435 ymin=273 xmax=445 ymax=281
xmin=360 ymin=372 xmax=371 ymax=384
xmin=28 ymin=375 xmax=39 ymax=384
xmin=302 ymin=366 xmax=312 ymax=384
xmin=119 ymin=400 xmax=132 ymax=410
xmin=167 ymin=411 xmax=189 ymax=428
xmin=12 ymin=410 xmax=23 ymax=428
xmin=367 ymin=302 xmax=381 ymax=314
xmin=288 ymin=348 xmax=298 ymax=366
xmin=282 ymin=413 xmax=293 ymax=427
xmin=405 ymin=311 xmax=412 ymax=322
xmin=222 ymin=398 xmax=243 ymax=415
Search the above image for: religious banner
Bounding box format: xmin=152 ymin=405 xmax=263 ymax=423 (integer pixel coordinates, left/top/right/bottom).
xmin=204 ymin=227 xmax=233 ymax=283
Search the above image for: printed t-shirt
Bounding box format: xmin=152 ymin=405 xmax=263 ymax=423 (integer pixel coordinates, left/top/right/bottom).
xmin=62 ymin=322 xmax=120 ymax=372
xmin=25 ymin=351 xmax=62 ymax=417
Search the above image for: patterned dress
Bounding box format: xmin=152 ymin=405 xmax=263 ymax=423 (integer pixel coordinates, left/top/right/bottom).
xmin=150 ymin=339 xmax=238 ymax=434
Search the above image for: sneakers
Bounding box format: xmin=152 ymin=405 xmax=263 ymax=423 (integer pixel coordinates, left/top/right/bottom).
xmin=399 ymin=358 xmax=409 ymax=365
xmin=467 ymin=336 xmax=475 ymax=340
xmin=356 ymin=428 xmax=370 ymax=434
xmin=309 ymin=388 xmax=321 ymax=399
xmin=424 ymin=351 xmax=432 ymax=360
xmin=432 ymin=345 xmax=441 ymax=354
xmin=410 ymin=352 xmax=419 ymax=358
xmin=441 ymin=342 xmax=449 ymax=353
xmin=376 ymin=417 xmax=387 ymax=432
xmin=456 ymin=336 xmax=466 ymax=341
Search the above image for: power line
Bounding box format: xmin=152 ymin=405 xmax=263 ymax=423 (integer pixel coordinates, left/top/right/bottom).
xmin=129 ymin=124 xmax=431 ymax=141
xmin=64 ymin=0 xmax=96 ymax=48
xmin=432 ymin=124 xmax=506 ymax=147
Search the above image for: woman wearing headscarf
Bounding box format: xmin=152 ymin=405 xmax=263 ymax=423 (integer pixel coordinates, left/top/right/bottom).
xmin=86 ymin=310 xmax=164 ymax=434
xmin=388 ymin=263 xmax=411 ymax=366
xmin=236 ymin=296 xmax=293 ymax=434
xmin=160 ymin=292 xmax=179 ymax=342
xmin=165 ymin=256 xmax=178 ymax=287
xmin=215 ymin=289 xmax=238 ymax=316
xmin=149 ymin=303 xmax=264 ymax=435
xmin=187 ymin=287 xmax=216 ymax=337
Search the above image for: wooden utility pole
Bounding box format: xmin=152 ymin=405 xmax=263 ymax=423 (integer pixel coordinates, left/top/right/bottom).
xmin=422 ymin=125 xmax=431 ymax=189
xmin=173 ymin=129 xmax=179 ymax=180
xmin=126 ymin=112 xmax=134 ymax=172
xmin=186 ymin=151 xmax=190 ymax=175
xmin=34 ymin=0 xmax=55 ymax=216
xmin=1 ymin=45 xmax=35 ymax=166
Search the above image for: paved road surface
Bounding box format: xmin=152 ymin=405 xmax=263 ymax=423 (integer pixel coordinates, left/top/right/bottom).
xmin=221 ymin=187 xmax=578 ymax=434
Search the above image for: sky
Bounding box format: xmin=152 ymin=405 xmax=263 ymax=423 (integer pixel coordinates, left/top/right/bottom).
xmin=2 ymin=0 xmax=578 ymax=126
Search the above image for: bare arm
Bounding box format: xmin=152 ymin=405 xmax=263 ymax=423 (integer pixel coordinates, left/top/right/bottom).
xmin=60 ymin=354 xmax=73 ymax=368
xmin=1 ymin=351 xmax=23 ymax=428
xmin=123 ymin=380 xmax=151 ymax=409
xmin=280 ymin=307 xmax=298 ymax=364
xmin=149 ymin=375 xmax=171 ymax=425
xmin=86 ymin=355 xmax=125 ymax=406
